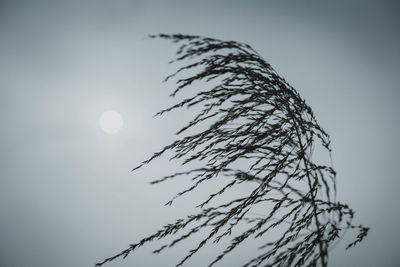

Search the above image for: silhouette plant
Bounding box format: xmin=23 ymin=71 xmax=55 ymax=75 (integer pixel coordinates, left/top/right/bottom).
xmin=96 ymin=34 xmax=368 ymax=267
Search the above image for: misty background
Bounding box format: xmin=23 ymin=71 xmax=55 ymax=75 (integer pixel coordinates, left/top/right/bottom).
xmin=1 ymin=1 xmax=399 ymax=266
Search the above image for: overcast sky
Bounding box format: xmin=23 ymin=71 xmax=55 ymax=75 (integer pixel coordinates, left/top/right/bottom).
xmin=1 ymin=1 xmax=399 ymax=266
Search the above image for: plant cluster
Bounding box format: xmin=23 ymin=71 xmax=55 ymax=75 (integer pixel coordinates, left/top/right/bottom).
xmin=96 ymin=34 xmax=368 ymax=267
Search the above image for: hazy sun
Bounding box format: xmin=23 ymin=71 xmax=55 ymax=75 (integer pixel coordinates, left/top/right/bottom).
xmin=99 ymin=110 xmax=124 ymax=134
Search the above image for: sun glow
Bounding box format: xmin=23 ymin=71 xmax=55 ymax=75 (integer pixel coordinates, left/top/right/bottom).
xmin=99 ymin=110 xmax=124 ymax=134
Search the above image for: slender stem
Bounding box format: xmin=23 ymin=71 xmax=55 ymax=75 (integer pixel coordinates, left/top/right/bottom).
xmin=291 ymin=114 xmax=327 ymax=267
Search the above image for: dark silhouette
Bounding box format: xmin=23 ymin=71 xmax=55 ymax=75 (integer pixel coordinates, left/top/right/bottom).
xmin=97 ymin=34 xmax=368 ymax=267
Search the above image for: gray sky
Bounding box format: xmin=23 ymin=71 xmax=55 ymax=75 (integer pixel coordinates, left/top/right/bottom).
xmin=1 ymin=1 xmax=399 ymax=266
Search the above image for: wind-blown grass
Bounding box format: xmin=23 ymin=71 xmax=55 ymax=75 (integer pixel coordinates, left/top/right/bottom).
xmin=96 ymin=34 xmax=368 ymax=267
